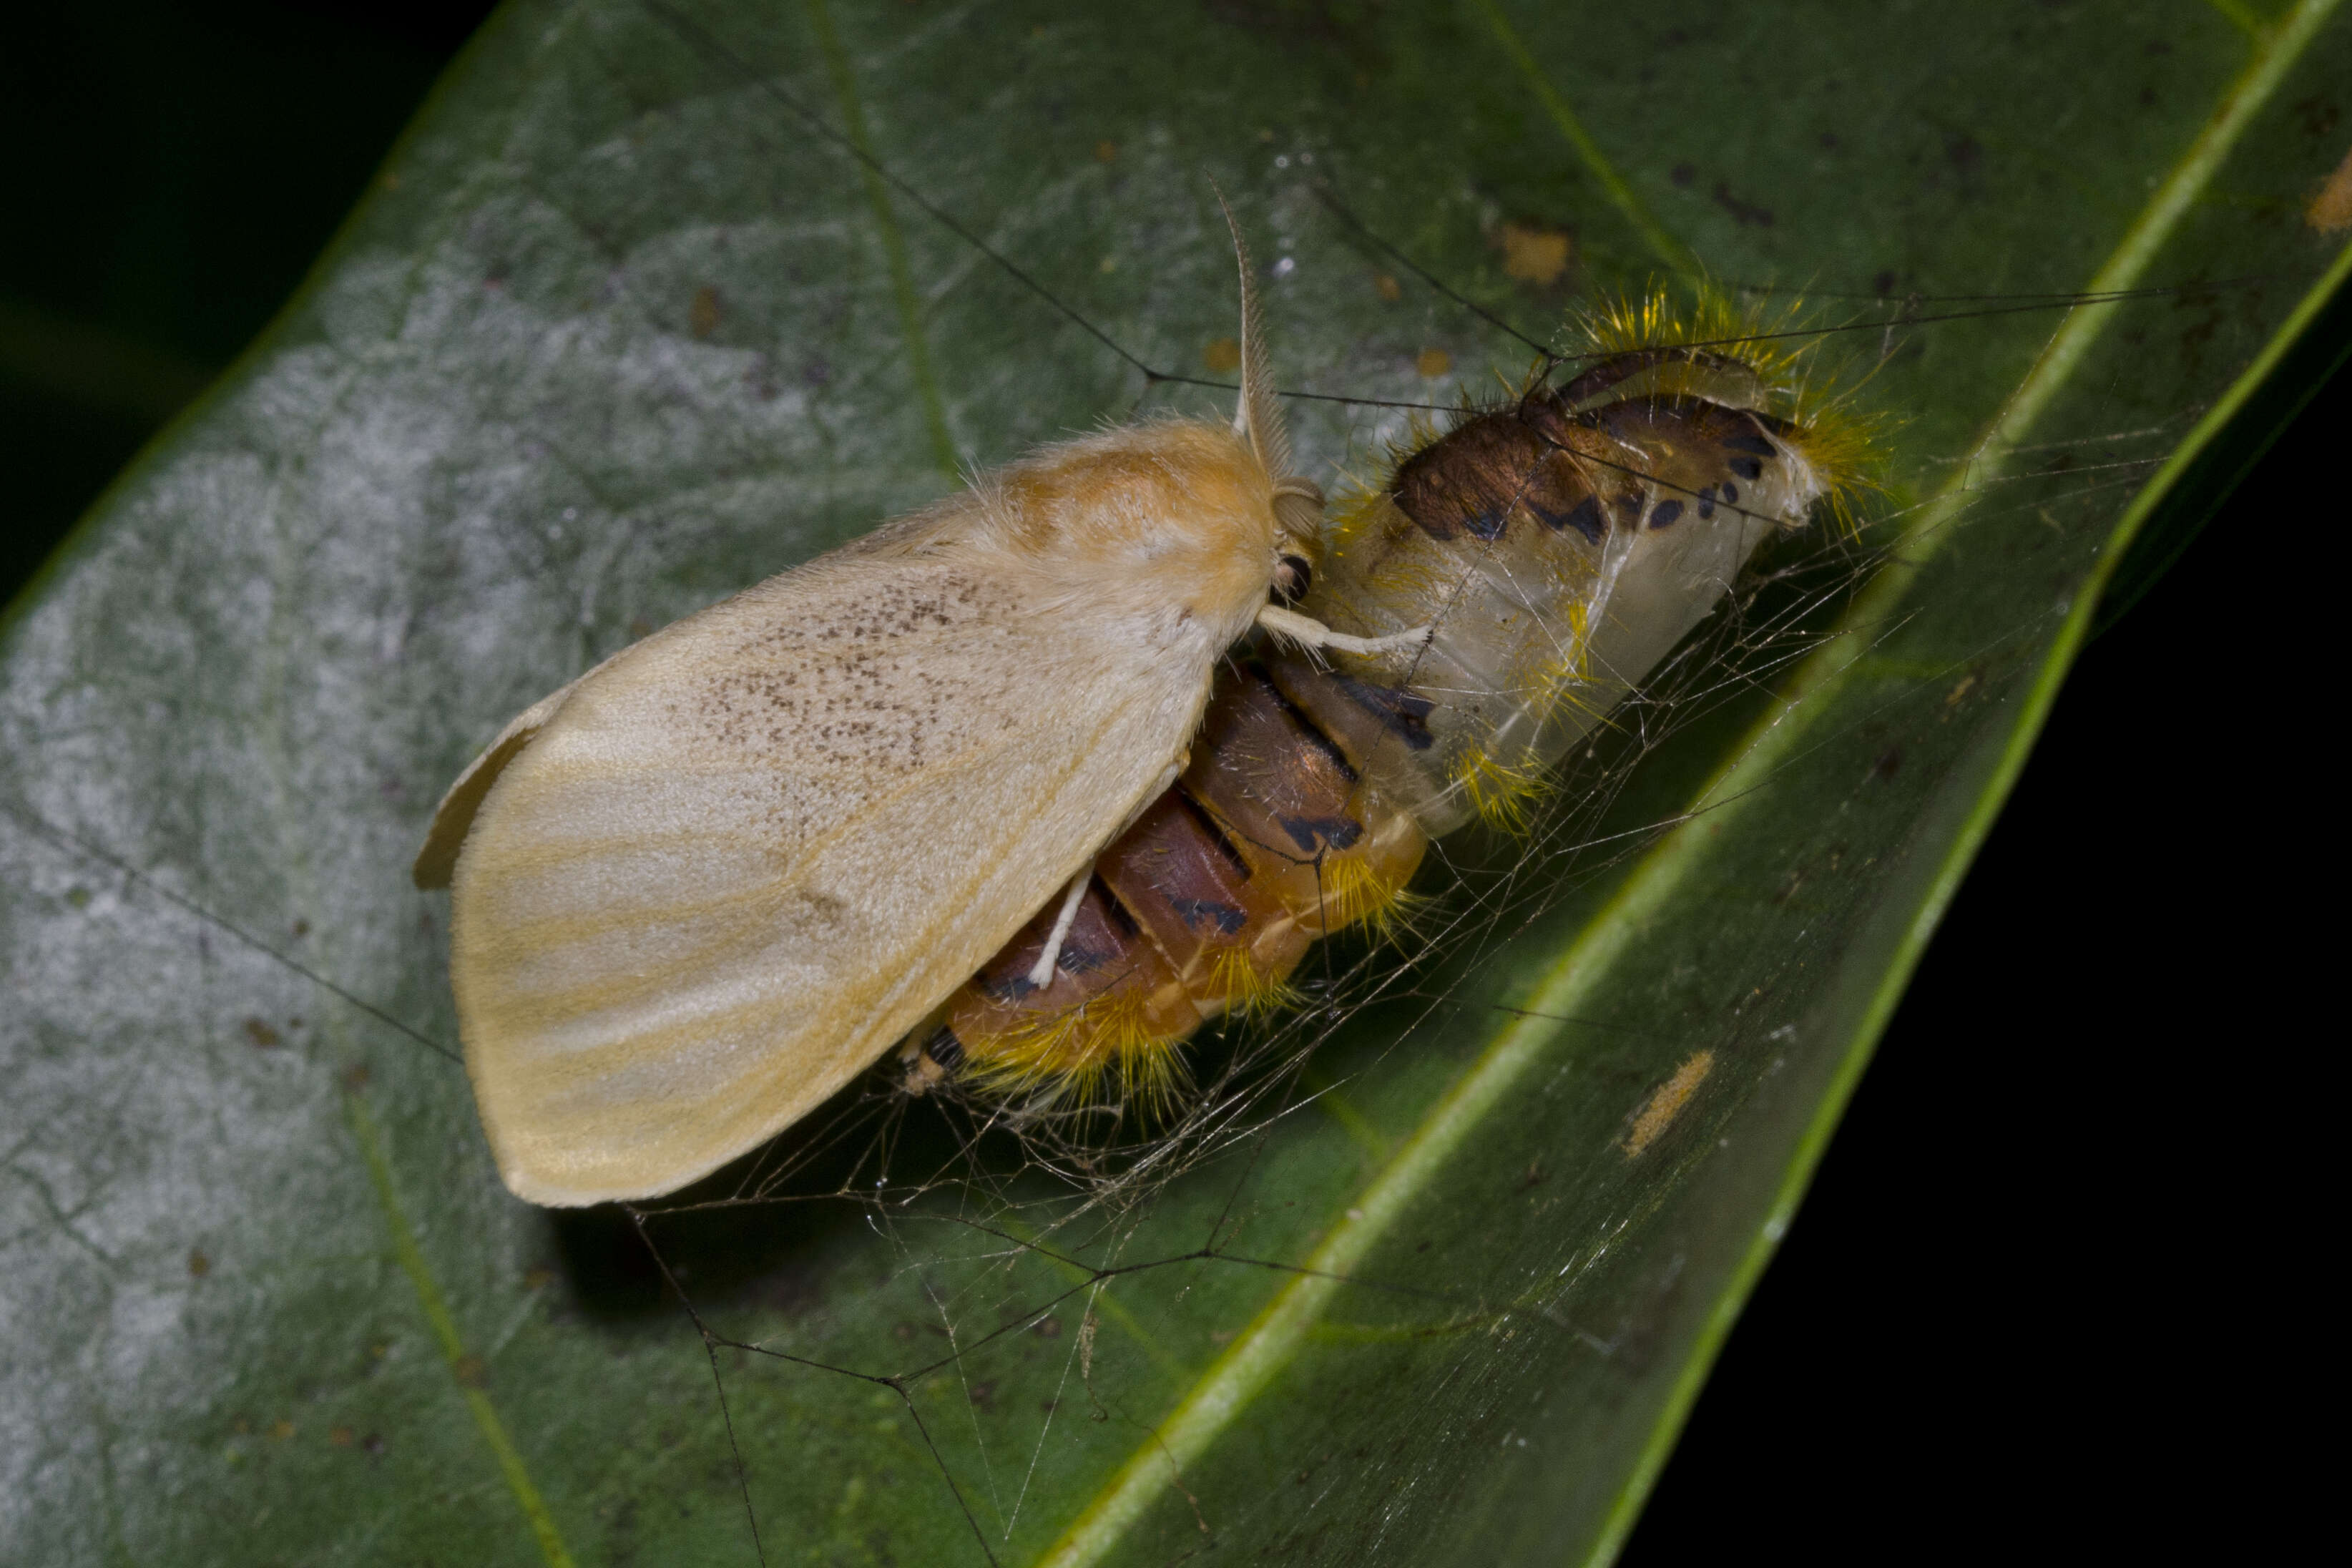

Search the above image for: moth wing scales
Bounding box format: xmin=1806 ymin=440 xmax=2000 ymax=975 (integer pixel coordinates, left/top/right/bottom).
xmin=412 ymin=665 xmax=602 ymax=891
xmin=447 ymin=497 xmax=1228 ymax=1207
xmin=413 ymin=501 xmax=970 ymax=892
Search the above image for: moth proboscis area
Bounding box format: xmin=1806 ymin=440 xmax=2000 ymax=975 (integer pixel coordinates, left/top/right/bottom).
xmin=413 ymin=212 xmax=1335 ymax=1207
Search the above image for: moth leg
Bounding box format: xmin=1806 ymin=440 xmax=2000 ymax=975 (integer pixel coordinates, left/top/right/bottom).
xmin=1026 ymin=860 xmax=1098 ymax=989
xmin=1019 ymin=758 xmax=1182 ymax=991
xmin=1256 ymin=603 xmax=1434 ymax=658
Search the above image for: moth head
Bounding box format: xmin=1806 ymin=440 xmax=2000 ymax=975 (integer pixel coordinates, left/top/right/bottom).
xmin=1269 ymin=477 xmax=1323 ymax=603
xmin=1213 ymin=190 xmax=1325 ymax=604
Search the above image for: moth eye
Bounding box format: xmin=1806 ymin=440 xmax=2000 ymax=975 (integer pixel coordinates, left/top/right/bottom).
xmin=1273 ymin=554 xmax=1313 ymax=603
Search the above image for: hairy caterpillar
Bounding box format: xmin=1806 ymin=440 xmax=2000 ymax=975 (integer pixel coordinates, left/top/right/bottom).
xmin=915 ymin=296 xmax=1865 ymax=1109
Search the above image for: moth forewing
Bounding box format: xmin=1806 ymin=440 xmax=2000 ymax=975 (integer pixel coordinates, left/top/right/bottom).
xmin=426 ymin=245 xmax=1326 ymax=1206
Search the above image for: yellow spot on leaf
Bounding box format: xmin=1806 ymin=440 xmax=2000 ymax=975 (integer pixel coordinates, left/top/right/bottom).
xmin=1373 ymin=273 xmax=1403 ymax=303
xmin=1094 ymin=139 xmax=1118 ymax=163
xmin=1499 ymin=221 xmax=1572 ymax=285
xmin=1623 ymin=1050 xmax=1715 ymax=1157
xmin=2308 ymin=146 xmax=2352 ymax=232
xmin=1415 ymin=347 xmax=1452 ymax=378
xmin=1202 ymin=337 xmax=1242 ymax=373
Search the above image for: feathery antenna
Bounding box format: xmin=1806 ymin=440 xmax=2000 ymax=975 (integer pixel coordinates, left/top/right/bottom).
xmin=1213 ymin=187 xmax=1293 ymax=482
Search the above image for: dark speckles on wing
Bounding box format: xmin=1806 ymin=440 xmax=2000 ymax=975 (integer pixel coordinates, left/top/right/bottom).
xmin=690 ymin=570 xmax=1021 ymax=778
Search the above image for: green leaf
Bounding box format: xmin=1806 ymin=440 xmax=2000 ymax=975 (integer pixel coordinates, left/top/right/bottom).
xmin=3 ymin=1 xmax=2344 ymax=1563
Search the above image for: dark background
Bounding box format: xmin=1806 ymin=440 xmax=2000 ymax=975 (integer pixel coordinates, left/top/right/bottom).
xmin=2 ymin=4 xmax=2330 ymax=1559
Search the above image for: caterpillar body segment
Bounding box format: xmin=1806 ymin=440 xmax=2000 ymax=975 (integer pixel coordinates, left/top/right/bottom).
xmin=926 ymin=660 xmax=1430 ymax=1105
xmin=920 ymin=320 xmax=1856 ymax=1104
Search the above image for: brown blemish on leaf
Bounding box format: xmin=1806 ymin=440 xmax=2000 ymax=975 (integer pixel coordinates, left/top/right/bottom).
xmin=1373 ymin=272 xmax=1403 ymax=303
xmin=242 ymin=1017 xmax=280 ymax=1049
xmin=2308 ymin=146 xmax=2352 ymax=232
xmin=187 ymin=1248 xmax=210 ymax=1278
xmin=689 ymin=284 xmax=721 ymax=340
xmin=1499 ymin=221 xmax=1572 ymax=285
xmin=1094 ymin=139 xmax=1117 ymax=163
xmin=329 ymin=1425 xmax=354 ymax=1448
xmin=1623 ymin=1050 xmax=1715 ymax=1157
xmin=454 ymin=1354 xmax=489 ymax=1389
xmin=1202 ymin=336 xmax=1241 ymax=373
xmin=1415 ymin=347 xmax=1452 ymax=378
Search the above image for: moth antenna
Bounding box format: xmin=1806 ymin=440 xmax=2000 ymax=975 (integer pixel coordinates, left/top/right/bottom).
xmin=1212 ymin=187 xmax=1293 ymax=482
